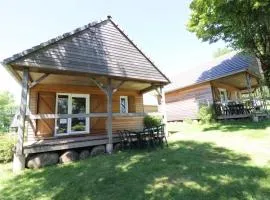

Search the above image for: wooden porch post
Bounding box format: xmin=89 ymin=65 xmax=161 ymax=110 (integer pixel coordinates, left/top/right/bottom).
xmin=13 ymin=68 xmax=29 ymax=172
xmin=106 ymin=78 xmax=113 ymax=153
xmin=258 ymin=79 xmax=266 ymax=110
xmin=90 ymin=77 xmax=115 ymax=153
xmin=157 ymin=86 xmax=168 ymax=136
xmin=245 ymin=73 xmax=252 ymax=100
xmin=246 ymin=73 xmax=258 ymax=121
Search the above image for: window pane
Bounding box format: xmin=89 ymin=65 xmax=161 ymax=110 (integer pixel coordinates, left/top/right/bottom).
xmin=56 ymin=118 xmax=68 ymax=134
xmin=71 ymin=118 xmax=86 ymax=132
xmin=72 ymin=97 xmax=86 ymax=114
xmin=57 ymin=95 xmax=68 ymax=114
xmin=120 ymin=98 xmax=127 ymax=113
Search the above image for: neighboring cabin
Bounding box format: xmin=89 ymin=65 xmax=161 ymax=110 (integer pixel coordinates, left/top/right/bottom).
xmin=165 ymin=52 xmax=266 ymax=121
xmin=2 ymin=16 xmax=169 ymax=171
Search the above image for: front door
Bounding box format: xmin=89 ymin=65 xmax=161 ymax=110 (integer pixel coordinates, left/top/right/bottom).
xmin=218 ymin=88 xmax=228 ymax=103
xmin=37 ymin=92 xmax=56 ymax=137
xmin=55 ymin=93 xmax=90 ymax=135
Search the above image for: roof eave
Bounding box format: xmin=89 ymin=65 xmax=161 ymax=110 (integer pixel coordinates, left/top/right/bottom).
xmin=8 ymin=62 xmax=169 ymax=85
xmin=165 ymin=69 xmax=249 ymax=94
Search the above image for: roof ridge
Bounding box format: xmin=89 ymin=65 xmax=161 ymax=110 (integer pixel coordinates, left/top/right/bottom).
xmin=2 ymin=18 xmax=108 ymax=65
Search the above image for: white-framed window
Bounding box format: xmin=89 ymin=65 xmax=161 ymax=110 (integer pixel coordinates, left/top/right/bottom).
xmin=55 ymin=93 xmax=90 ymax=135
xmin=120 ymin=96 xmax=128 ymax=113
xmin=218 ymin=88 xmax=228 ymax=103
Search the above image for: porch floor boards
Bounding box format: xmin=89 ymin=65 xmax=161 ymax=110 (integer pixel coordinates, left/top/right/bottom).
xmin=217 ymin=114 xmax=251 ymax=120
xmin=217 ymin=112 xmax=268 ymax=120
xmin=24 ymin=134 xmax=120 ymax=154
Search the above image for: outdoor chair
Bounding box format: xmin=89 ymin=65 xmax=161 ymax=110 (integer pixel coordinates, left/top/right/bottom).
xmin=118 ymin=130 xmax=129 ymax=150
xmin=214 ymin=103 xmax=222 ymax=116
xmin=244 ymin=101 xmax=253 ymax=114
xmin=228 ymin=102 xmax=238 ymax=115
xmin=141 ymin=128 xmax=156 ymax=150
xmin=155 ymin=125 xmax=168 ymax=147
xmin=221 ymin=104 xmax=229 ymax=115
xmin=124 ymin=130 xmax=139 ymax=150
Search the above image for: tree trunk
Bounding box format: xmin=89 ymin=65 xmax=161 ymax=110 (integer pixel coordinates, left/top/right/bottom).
xmin=260 ymin=59 xmax=270 ymax=89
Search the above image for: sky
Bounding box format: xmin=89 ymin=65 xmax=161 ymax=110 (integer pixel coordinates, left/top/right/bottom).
xmin=0 ymin=0 xmax=226 ymax=103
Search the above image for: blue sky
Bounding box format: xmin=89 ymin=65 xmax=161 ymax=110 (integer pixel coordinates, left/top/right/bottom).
xmin=0 ymin=0 xmax=225 ymax=102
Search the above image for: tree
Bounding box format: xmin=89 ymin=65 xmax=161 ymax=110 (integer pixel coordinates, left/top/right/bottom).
xmin=213 ymin=47 xmax=233 ymax=58
xmin=187 ymin=0 xmax=270 ymax=86
xmin=0 ymin=91 xmax=17 ymax=132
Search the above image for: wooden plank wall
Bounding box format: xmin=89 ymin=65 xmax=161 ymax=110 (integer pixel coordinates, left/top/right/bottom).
xmin=26 ymin=84 xmax=144 ymax=141
xmin=211 ymin=81 xmax=240 ymax=101
xmin=143 ymin=105 xmax=158 ymax=113
xmin=165 ymin=83 xmax=213 ymax=121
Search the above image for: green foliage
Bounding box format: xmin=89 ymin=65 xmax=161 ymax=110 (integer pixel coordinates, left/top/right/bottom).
xmin=183 ymin=118 xmax=193 ymax=124
xmin=213 ymin=47 xmax=233 ymax=58
xmin=198 ymin=105 xmax=215 ymax=124
xmin=187 ymin=0 xmax=270 ymax=86
xmin=143 ymin=115 xmax=162 ymax=128
xmin=0 ymin=91 xmax=17 ymax=132
xmin=0 ymin=134 xmax=15 ymax=163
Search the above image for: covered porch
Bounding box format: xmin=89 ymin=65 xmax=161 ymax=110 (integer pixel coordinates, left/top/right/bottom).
xmin=210 ymin=70 xmax=268 ymax=120
xmin=14 ymin=67 xmax=167 ymax=157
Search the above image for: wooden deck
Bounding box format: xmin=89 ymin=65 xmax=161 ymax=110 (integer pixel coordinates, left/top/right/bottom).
xmin=217 ymin=114 xmax=251 ymax=120
xmin=24 ymin=134 xmax=120 ymax=154
xmin=217 ymin=112 xmax=268 ymax=120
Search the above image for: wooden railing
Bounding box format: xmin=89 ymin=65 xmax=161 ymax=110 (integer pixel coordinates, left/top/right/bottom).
xmin=27 ymin=112 xmax=147 ymax=120
xmin=213 ymin=98 xmax=267 ymax=117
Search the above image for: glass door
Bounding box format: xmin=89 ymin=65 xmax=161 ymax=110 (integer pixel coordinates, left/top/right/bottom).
xmin=218 ymin=88 xmax=228 ymax=104
xmin=55 ymin=93 xmax=89 ymax=135
xmin=70 ymin=95 xmax=89 ymax=133
xmin=56 ymin=94 xmax=69 ymax=134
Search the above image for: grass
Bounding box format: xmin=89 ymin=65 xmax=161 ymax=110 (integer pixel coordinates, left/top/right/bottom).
xmin=1 ymin=120 xmax=270 ymax=199
xmin=168 ymin=119 xmax=270 ymax=139
xmin=0 ymin=141 xmax=270 ymax=199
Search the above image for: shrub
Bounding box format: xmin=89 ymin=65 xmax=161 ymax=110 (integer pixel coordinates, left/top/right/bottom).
xmin=143 ymin=115 xmax=162 ymax=128
xmin=183 ymin=118 xmax=193 ymax=124
xmin=0 ymin=134 xmax=15 ymax=163
xmin=198 ymin=105 xmax=215 ymax=124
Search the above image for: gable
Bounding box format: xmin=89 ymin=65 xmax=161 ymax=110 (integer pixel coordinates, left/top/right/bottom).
xmin=165 ymin=52 xmax=260 ymax=92
xmin=3 ymin=19 xmax=169 ymax=84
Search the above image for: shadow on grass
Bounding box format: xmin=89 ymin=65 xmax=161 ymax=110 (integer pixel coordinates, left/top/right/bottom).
xmin=202 ymin=119 xmax=270 ymax=133
xmin=1 ymin=141 xmax=270 ymax=200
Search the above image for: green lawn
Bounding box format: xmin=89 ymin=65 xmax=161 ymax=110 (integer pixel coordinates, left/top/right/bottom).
xmin=1 ymin=121 xmax=270 ymax=200
xmin=168 ymin=119 xmax=270 ymax=139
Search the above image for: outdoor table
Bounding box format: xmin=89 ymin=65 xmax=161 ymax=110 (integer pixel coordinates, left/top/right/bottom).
xmin=129 ymin=129 xmax=154 ymax=149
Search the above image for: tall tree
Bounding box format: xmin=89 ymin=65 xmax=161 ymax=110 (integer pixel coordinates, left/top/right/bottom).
xmin=213 ymin=47 xmax=233 ymax=58
xmin=0 ymin=91 xmax=17 ymax=132
xmin=187 ymin=0 xmax=270 ymax=86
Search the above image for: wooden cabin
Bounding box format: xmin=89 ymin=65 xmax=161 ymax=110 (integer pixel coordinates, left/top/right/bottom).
xmin=2 ymin=16 xmax=170 ymax=171
xmin=165 ymin=52 xmax=267 ymax=121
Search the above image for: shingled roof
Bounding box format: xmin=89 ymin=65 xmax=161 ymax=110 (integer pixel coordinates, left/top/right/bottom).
xmin=165 ymin=52 xmax=261 ymax=92
xmin=2 ymin=16 xmax=169 ymax=84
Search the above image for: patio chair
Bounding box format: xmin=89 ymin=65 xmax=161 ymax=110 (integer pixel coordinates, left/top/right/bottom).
xmin=141 ymin=127 xmax=155 ymax=150
xmin=213 ymin=103 xmax=222 ymax=116
xmin=124 ymin=130 xmax=139 ymax=150
xmin=118 ymin=130 xmax=129 ymax=150
xmin=155 ymin=125 xmax=168 ymax=147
